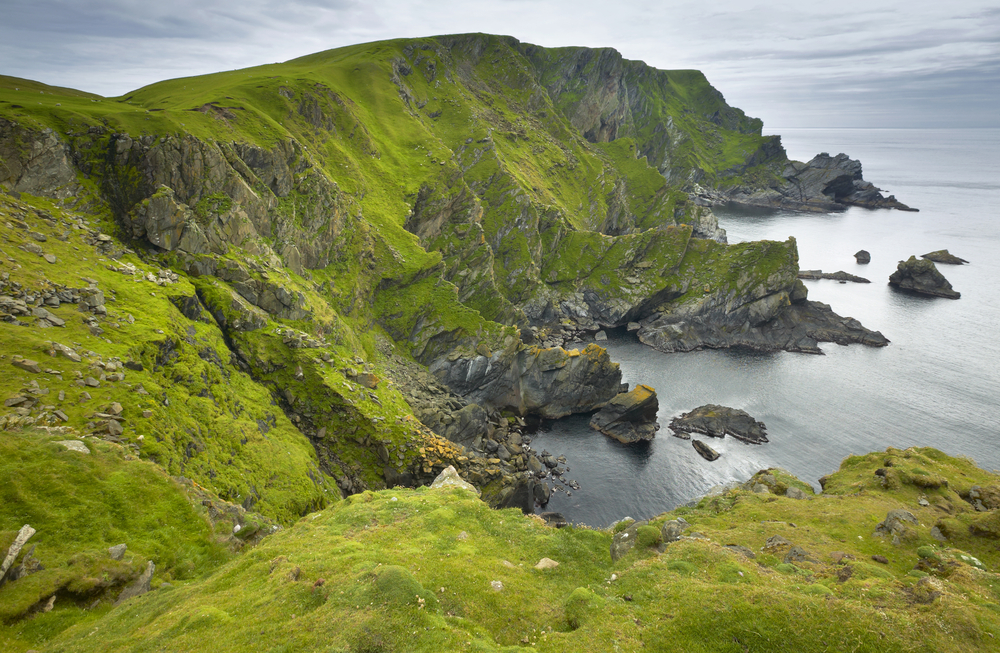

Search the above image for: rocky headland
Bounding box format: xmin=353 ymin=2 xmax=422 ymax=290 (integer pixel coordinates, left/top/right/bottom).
xmin=889 ymin=256 xmax=961 ymax=299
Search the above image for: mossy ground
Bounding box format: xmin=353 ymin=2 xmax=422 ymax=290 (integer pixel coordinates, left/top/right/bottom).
xmin=1 ymin=446 xmax=996 ymax=652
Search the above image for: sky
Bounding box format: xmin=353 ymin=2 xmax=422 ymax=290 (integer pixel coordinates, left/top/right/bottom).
xmin=2 ymin=0 xmax=998 ymax=129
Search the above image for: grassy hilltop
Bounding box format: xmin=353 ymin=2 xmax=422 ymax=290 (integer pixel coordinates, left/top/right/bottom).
xmin=0 ymin=33 xmax=990 ymax=652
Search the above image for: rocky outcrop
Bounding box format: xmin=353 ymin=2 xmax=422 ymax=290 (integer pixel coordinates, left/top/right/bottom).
xmin=669 ymin=405 xmax=768 ymax=444
xmin=639 ymin=298 xmax=888 ymax=355
xmin=889 ymin=257 xmax=960 ymax=299
xmin=589 ymin=384 xmax=659 ymax=443
xmin=921 ymin=250 xmax=968 ymax=265
xmin=712 ymin=152 xmax=916 ymax=213
xmin=431 ymin=343 xmax=622 ymax=419
xmin=798 ymin=270 xmax=870 ymax=283
xmin=0 ymin=120 xmax=80 ymax=199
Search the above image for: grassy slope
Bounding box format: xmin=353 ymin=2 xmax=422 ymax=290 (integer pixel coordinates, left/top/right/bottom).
xmin=5 ymin=446 xmax=996 ymax=653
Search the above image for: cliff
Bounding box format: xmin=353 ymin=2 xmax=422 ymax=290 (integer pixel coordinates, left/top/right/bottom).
xmin=0 ymin=34 xmax=920 ymax=649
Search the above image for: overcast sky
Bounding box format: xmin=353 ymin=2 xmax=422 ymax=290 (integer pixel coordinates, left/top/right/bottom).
xmin=2 ymin=0 xmax=998 ymax=128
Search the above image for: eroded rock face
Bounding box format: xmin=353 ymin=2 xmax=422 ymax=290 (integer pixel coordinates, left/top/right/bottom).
xmin=716 ymin=152 xmax=916 ymax=213
xmin=889 ymin=256 xmax=960 ymax=299
xmin=0 ymin=121 xmax=79 ymax=199
xmin=589 ymin=384 xmax=659 ymax=443
xmin=432 ymin=343 xmax=622 ymax=419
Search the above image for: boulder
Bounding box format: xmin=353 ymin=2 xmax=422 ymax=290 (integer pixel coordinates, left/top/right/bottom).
xmin=874 ymin=509 xmax=918 ymax=545
xmin=661 ymin=518 xmax=689 ymax=543
xmin=854 ymin=250 xmax=871 ymax=264
xmin=921 ymin=249 xmax=968 ymax=265
xmin=692 ymin=439 xmax=720 ymax=461
xmin=669 ymin=404 xmax=768 ymax=444
xmin=888 ymin=256 xmax=960 ymax=299
xmin=429 ymin=465 xmax=480 ymax=496
xmin=611 ymin=521 xmax=646 ymax=561
xmin=589 ymin=384 xmax=659 ymax=443
xmin=114 ymin=560 xmax=155 ymax=605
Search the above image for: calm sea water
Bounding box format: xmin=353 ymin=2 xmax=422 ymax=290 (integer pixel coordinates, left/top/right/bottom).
xmin=531 ymin=128 xmax=1000 ymax=528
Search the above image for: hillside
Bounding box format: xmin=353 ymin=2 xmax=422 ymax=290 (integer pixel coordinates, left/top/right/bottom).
xmin=0 ymin=33 xmax=941 ymax=651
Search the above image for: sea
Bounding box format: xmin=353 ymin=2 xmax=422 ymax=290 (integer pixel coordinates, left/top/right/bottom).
xmin=530 ymin=128 xmax=1000 ymax=528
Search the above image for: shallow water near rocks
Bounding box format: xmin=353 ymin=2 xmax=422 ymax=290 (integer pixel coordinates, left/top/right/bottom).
xmin=530 ymin=128 xmax=1000 ymax=528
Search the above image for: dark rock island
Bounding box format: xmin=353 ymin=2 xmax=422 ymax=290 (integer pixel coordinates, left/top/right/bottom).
xmin=922 ymin=250 xmax=969 ymax=265
xmin=589 ymin=384 xmax=660 ymax=444
xmin=669 ymin=404 xmax=769 ymax=444
xmin=889 ymin=256 xmax=961 ymax=299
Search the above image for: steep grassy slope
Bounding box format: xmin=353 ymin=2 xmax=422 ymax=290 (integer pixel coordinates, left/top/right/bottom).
xmin=5 ymin=446 xmax=1000 ymax=652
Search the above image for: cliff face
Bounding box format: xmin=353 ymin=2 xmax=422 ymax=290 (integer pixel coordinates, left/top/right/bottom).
xmin=0 ymin=34 xmax=891 ymax=525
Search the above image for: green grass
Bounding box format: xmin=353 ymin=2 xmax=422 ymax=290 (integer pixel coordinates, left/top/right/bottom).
xmin=9 ymin=447 xmax=1000 ymax=652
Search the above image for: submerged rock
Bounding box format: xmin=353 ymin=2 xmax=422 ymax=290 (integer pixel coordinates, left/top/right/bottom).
xmin=888 ymin=256 xmax=960 ymax=299
xmin=692 ymin=439 xmax=720 ymax=461
xmin=669 ymin=404 xmax=768 ymax=444
xmin=589 ymin=384 xmax=659 ymax=443
xmin=921 ymin=249 xmax=968 ymax=265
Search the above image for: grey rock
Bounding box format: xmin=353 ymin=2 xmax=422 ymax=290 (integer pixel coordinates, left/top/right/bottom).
xmin=661 ymin=518 xmax=689 ymax=543
xmin=921 ymin=249 xmax=968 ymax=265
xmin=611 ymin=520 xmax=648 ymax=561
xmin=55 ymin=440 xmax=89 ymax=454
xmin=854 ymin=250 xmax=871 ymax=264
xmin=784 ymin=546 xmax=814 ymax=564
xmin=785 ymin=487 xmax=808 ymax=500
xmin=798 ymin=270 xmax=870 ymax=283
xmin=889 ymin=256 xmax=960 ymax=299
xmin=108 ymin=544 xmax=127 ymax=560
xmin=539 ymin=512 xmax=568 ymax=528
xmin=429 ymin=465 xmax=480 ymax=496
xmin=114 ymin=560 xmax=155 ymax=605
xmin=692 ymin=439 xmax=720 ymax=461
xmin=12 ymin=358 xmax=41 ymax=373
xmin=669 ymin=404 xmax=768 ymax=444
xmin=0 ymin=524 xmax=36 ymax=585
xmin=589 ymin=384 xmax=659 ymax=443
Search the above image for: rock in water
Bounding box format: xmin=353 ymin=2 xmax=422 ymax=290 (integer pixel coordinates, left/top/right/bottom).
xmin=855 ymin=250 xmax=871 ymax=264
xmin=589 ymin=384 xmax=659 ymax=443
xmin=669 ymin=404 xmax=768 ymax=444
xmin=692 ymin=439 xmax=720 ymax=461
xmin=798 ymin=270 xmax=870 ymax=283
xmin=888 ymin=256 xmax=960 ymax=299
xmin=921 ymin=249 xmax=968 ymax=265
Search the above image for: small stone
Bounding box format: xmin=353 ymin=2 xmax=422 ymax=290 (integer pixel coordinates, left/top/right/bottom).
xmin=534 ymin=558 xmax=559 ymax=570
xmin=84 ymin=377 xmax=100 ymax=387
xmin=871 ymin=554 xmax=889 ymax=564
xmin=43 ymin=254 xmax=57 ymax=264
xmin=108 ymin=544 xmax=127 ymax=560
xmin=490 ymin=580 xmax=503 ymax=592
xmin=594 ymin=330 xmax=607 ymax=341
xmin=54 ymin=410 xmax=68 ymax=422
xmin=142 ymin=410 xmax=153 ymax=418
xmin=107 ymin=420 xmax=124 ymax=436
xmin=108 ymin=402 xmax=123 ymax=415
xmin=785 ymin=487 xmax=808 ymax=500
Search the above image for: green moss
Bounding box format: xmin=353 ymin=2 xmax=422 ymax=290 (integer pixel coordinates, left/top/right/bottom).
xmin=564 ymin=587 xmax=605 ymax=630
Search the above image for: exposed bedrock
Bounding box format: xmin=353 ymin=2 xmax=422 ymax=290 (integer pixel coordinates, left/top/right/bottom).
xmin=703 ymin=152 xmax=917 ymax=213
xmin=638 ymin=295 xmax=889 ymax=355
xmin=430 ymin=343 xmax=623 ymax=419
xmin=889 ymin=256 xmax=961 ymax=299
xmin=669 ymin=404 xmax=768 ymax=445
xmin=589 ymin=384 xmax=660 ymax=444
